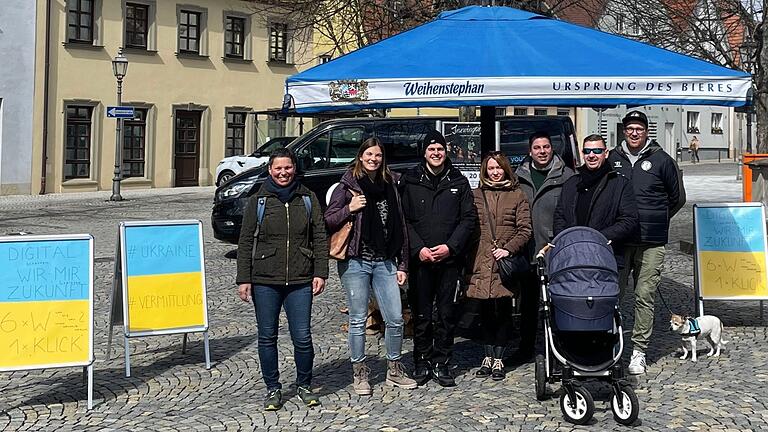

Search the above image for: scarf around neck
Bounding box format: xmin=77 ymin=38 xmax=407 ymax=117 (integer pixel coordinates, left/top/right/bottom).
xmin=357 ymin=174 xmax=403 ymax=259
xmin=265 ymin=175 xmax=299 ymax=203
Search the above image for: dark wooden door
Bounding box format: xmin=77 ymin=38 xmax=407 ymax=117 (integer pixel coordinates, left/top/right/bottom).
xmin=174 ymin=110 xmax=201 ymax=187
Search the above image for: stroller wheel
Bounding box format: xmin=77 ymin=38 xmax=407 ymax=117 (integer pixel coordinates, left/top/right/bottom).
xmin=534 ymin=354 xmax=547 ymax=401
xmin=559 ymin=385 xmax=594 ymax=425
xmin=611 ymin=384 xmax=640 ymax=425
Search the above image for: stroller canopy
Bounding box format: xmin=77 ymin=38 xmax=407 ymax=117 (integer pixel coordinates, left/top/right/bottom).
xmin=548 ymin=226 xmax=619 ymax=299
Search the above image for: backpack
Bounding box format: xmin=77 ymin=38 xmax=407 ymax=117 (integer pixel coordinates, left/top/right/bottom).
xmin=251 ymin=195 xmax=312 ymax=260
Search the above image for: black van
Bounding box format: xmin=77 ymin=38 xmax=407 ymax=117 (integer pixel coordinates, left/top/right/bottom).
xmin=212 ymin=116 xmax=578 ymax=243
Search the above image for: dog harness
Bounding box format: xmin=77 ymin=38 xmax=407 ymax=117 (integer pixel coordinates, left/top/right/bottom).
xmin=681 ymin=317 xmax=701 ymax=338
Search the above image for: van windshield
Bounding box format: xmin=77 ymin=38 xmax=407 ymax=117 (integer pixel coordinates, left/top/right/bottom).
xmin=500 ymin=118 xmax=567 ymax=165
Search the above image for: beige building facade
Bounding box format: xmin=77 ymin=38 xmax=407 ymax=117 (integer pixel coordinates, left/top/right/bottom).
xmin=30 ymin=0 xmax=311 ymax=194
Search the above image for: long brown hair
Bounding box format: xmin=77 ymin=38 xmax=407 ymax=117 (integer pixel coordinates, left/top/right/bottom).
xmin=351 ymin=137 xmax=392 ymax=182
xmin=480 ymin=151 xmax=515 ymax=185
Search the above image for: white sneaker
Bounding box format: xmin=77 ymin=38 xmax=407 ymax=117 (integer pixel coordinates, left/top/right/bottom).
xmin=628 ymin=350 xmax=646 ymax=375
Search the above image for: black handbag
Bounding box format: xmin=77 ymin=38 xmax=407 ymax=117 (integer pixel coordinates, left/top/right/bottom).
xmin=481 ymin=191 xmax=529 ymax=286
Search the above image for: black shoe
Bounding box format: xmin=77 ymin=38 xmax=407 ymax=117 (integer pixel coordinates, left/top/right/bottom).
xmin=433 ymin=364 xmax=456 ymax=387
xmin=413 ymin=361 xmax=432 ymax=386
xmin=475 ymin=357 xmax=493 ymax=378
xmin=491 ymin=359 xmax=505 ymax=381
xmin=297 ymin=386 xmax=321 ymax=407
xmin=263 ymin=389 xmax=283 ymax=411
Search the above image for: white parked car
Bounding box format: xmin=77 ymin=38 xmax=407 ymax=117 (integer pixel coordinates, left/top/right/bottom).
xmin=215 ymin=136 xmax=296 ymax=185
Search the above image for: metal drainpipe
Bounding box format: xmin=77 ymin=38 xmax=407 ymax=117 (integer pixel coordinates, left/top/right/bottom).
xmin=39 ymin=0 xmax=52 ymax=194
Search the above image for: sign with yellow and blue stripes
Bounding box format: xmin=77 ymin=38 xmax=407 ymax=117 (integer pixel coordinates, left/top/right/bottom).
xmin=120 ymin=221 xmax=208 ymax=336
xmin=0 ymin=234 xmax=93 ymax=371
xmin=694 ymin=203 xmax=768 ymax=299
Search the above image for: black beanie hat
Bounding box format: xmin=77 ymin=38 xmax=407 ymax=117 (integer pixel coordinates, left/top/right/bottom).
xmin=423 ymin=129 xmax=447 ymax=148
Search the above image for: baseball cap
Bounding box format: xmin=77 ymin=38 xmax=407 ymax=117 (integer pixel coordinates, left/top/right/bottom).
xmin=423 ymin=129 xmax=447 ymax=148
xmin=622 ymin=110 xmax=648 ymax=128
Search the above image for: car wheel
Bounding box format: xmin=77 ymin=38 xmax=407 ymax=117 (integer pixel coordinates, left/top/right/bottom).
xmin=217 ymin=170 xmax=235 ymax=186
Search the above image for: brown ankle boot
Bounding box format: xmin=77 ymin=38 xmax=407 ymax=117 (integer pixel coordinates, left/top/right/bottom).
xmin=352 ymin=362 xmax=372 ymax=396
xmin=386 ymin=360 xmax=417 ymax=389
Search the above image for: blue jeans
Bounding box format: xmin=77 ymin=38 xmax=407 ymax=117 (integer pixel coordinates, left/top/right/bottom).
xmin=338 ymin=258 xmax=404 ymax=363
xmin=251 ymin=283 xmax=314 ymax=391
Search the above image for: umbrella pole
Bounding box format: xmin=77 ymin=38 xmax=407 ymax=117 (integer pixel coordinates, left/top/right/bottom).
xmin=480 ymin=106 xmax=496 ymax=156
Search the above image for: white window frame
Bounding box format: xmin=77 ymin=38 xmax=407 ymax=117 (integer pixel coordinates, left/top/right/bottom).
xmin=268 ymin=21 xmax=294 ymax=64
xmin=62 ymin=100 xmax=102 ymax=184
xmin=223 ymin=12 xmax=253 ymax=61
xmin=687 ymin=111 xmax=700 ymax=134
xmin=176 ymin=5 xmax=209 ymax=57
xmin=122 ymin=0 xmax=157 ymax=52
xmin=711 ymin=112 xmax=723 ymax=134
xmin=64 ymin=0 xmax=104 ymax=47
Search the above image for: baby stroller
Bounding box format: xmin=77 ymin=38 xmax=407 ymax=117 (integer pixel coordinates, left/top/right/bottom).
xmin=534 ymin=226 xmax=639 ymax=425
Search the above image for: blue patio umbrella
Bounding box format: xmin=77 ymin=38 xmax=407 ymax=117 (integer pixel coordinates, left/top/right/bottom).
xmin=285 ymin=6 xmax=750 ymax=113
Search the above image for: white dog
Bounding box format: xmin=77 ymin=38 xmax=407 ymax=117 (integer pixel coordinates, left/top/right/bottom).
xmin=669 ymin=314 xmax=728 ymax=362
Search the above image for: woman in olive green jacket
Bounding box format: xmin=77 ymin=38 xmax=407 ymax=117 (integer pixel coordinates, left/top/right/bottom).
xmin=236 ymin=148 xmax=329 ymax=411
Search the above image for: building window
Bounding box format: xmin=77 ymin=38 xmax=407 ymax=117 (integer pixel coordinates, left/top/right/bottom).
xmin=557 ymin=109 xmax=570 ymax=116
xmin=179 ymin=10 xmax=201 ymax=54
xmin=319 ymin=54 xmax=332 ymax=64
xmin=687 ymin=111 xmax=700 ymax=133
xmin=513 ymin=108 xmax=528 ymax=116
xmin=269 ymin=23 xmax=288 ymax=62
xmin=68 ymin=0 xmax=94 ymax=43
xmin=225 ymin=16 xmax=245 ymax=58
xmin=226 ymin=112 xmax=247 ymax=157
xmin=534 ymin=108 xmax=548 ymax=116
xmin=125 ymin=3 xmax=149 ymax=49
xmin=65 ymin=106 xmax=92 ymax=179
xmin=615 ymin=13 xmax=624 ymax=33
xmin=123 ymin=109 xmax=146 ymax=177
xmin=711 ymin=112 xmax=723 ymax=134
xmin=495 ymin=107 xmax=507 ymax=116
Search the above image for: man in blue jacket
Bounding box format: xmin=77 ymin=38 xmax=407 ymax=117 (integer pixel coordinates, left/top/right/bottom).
xmin=607 ymin=111 xmax=685 ymax=375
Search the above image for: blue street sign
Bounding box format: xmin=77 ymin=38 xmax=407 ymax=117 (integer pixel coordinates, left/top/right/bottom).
xmin=106 ymin=106 xmax=135 ymax=118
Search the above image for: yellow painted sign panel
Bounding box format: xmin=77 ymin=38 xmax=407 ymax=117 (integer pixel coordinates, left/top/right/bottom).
xmin=0 ymin=300 xmax=90 ymax=368
xmin=121 ymin=223 xmax=208 ymax=335
xmin=695 ymin=204 xmax=768 ymax=299
xmin=698 ymin=251 xmax=768 ymax=297
xmin=126 ymin=272 xmax=205 ymax=331
xmin=0 ymin=236 xmax=93 ymax=371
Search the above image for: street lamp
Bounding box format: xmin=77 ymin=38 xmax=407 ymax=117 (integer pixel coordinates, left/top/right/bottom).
xmin=110 ymin=48 xmax=129 ymax=201
xmin=739 ymin=39 xmax=757 ymax=154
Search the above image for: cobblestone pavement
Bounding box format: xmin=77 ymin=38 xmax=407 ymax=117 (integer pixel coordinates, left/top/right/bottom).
xmin=1 ymin=168 xmax=767 ymax=431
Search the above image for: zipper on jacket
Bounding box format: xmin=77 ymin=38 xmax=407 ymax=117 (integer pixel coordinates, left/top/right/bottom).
xmin=285 ymin=202 xmax=290 ymax=286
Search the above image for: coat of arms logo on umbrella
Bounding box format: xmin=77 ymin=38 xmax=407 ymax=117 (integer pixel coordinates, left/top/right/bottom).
xmin=329 ymin=80 xmax=369 ymax=102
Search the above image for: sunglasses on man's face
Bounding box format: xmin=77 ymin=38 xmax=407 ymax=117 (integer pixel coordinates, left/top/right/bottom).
xmin=582 ymin=148 xmax=606 ymax=155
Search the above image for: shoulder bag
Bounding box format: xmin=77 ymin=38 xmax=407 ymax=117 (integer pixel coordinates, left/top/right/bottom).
xmin=329 ymin=189 xmax=358 ymax=260
xmin=480 ymin=190 xmax=529 ymax=286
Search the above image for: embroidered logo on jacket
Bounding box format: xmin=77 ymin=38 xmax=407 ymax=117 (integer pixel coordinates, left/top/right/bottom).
xmin=641 ymin=160 xmax=652 ymax=171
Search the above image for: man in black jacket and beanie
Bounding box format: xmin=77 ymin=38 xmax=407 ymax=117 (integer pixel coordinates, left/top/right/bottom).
xmin=400 ymin=129 xmax=477 ymax=387
xmin=553 ymin=134 xmax=639 ymax=265
xmin=607 ymin=110 xmax=685 ymax=375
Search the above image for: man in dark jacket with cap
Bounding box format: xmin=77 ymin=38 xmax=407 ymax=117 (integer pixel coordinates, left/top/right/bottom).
xmin=400 ymin=129 xmax=478 ymax=387
xmin=608 ymin=110 xmax=685 ymax=375
xmin=553 ymin=134 xmax=639 ymax=262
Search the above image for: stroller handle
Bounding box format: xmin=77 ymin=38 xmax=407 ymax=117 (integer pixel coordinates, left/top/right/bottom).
xmin=536 ymin=243 xmax=554 ymax=261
